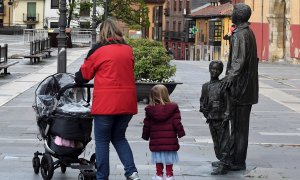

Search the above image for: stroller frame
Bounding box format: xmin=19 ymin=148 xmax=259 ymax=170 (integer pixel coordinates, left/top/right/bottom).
xmin=32 ymin=76 xmax=96 ymax=180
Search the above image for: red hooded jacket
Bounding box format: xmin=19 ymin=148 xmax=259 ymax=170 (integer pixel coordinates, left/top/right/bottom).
xmin=79 ymin=43 xmax=137 ymax=115
xmin=142 ymin=103 xmax=185 ymax=152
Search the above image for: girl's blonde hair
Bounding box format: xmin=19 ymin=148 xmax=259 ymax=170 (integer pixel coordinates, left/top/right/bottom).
xmin=149 ymin=84 xmax=171 ymax=105
xmin=98 ymin=18 xmax=124 ymax=44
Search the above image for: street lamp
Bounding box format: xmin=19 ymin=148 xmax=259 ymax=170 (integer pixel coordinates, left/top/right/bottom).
xmin=91 ymin=0 xmax=97 ymax=47
xmin=104 ymin=0 xmax=108 ymax=19
xmin=104 ymin=0 xmax=109 ymax=20
xmin=57 ymin=0 xmax=67 ymax=73
xmin=7 ymin=0 xmax=13 ymax=27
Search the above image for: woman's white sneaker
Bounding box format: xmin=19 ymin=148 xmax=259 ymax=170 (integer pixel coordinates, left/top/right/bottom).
xmin=127 ymin=172 xmax=141 ymax=180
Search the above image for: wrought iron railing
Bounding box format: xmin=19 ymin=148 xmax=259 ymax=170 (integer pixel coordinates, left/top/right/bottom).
xmin=23 ymin=13 xmax=39 ymax=23
xmin=163 ymin=31 xmax=184 ymax=40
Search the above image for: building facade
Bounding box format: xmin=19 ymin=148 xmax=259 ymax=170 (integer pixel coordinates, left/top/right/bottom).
xmin=144 ymin=0 xmax=166 ymax=41
xmin=12 ymin=0 xmax=45 ymax=29
xmin=164 ymin=0 xmax=193 ymax=60
xmin=244 ymin=0 xmax=300 ymax=63
xmin=189 ymin=1 xmax=233 ymax=61
xmin=0 ymin=0 xmax=18 ymax=27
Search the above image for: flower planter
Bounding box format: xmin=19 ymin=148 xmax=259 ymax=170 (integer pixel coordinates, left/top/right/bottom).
xmin=136 ymin=82 xmax=183 ymax=103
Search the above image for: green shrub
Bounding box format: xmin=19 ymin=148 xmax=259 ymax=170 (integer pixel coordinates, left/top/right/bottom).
xmin=127 ymin=38 xmax=176 ymax=82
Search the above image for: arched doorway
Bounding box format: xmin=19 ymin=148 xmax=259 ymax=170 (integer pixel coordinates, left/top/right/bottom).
xmin=268 ymin=0 xmax=290 ymax=61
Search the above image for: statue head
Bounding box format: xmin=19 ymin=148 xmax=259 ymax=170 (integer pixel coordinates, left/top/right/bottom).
xmin=232 ymin=3 xmax=252 ymax=25
xmin=209 ymin=60 xmax=223 ymax=78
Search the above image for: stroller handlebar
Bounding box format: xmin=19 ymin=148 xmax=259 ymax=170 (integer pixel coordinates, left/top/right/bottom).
xmin=56 ymin=83 xmax=94 ymax=101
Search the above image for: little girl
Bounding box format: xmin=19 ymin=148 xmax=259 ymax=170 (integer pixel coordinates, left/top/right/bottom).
xmin=142 ymin=84 xmax=185 ymax=180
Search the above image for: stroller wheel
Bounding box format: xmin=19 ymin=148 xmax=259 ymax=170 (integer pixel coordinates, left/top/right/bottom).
xmin=41 ymin=153 xmax=54 ymax=180
xmin=61 ymin=164 xmax=67 ymax=173
xmin=32 ymin=157 xmax=40 ymax=174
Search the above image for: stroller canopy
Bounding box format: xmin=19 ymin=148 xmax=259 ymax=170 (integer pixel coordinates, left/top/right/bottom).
xmin=34 ymin=73 xmax=91 ymax=117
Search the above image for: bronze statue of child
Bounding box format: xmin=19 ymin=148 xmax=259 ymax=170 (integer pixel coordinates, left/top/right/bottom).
xmin=200 ymin=60 xmax=231 ymax=175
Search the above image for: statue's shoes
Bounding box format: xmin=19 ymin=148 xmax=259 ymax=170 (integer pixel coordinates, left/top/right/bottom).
xmin=229 ymin=163 xmax=246 ymax=171
xmin=211 ymin=161 xmax=221 ymax=167
xmin=211 ymin=165 xmax=228 ymax=175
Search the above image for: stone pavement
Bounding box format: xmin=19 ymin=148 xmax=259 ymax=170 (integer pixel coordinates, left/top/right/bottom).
xmin=0 ymin=40 xmax=300 ymax=179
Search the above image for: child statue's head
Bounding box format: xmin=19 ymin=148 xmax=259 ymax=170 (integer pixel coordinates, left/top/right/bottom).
xmin=209 ymin=60 xmax=223 ymax=79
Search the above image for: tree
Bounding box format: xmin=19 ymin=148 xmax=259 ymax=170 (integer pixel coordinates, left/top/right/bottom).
xmin=66 ymin=0 xmax=149 ymax=29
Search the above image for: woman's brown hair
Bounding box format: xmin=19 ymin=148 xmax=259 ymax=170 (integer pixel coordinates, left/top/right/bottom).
xmin=98 ymin=18 xmax=125 ymax=44
xmin=149 ymin=84 xmax=171 ymax=105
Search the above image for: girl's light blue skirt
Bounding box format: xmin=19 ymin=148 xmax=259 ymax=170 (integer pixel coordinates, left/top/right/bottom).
xmin=151 ymin=151 xmax=179 ymax=165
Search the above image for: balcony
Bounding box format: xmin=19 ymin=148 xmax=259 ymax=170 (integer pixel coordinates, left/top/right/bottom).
xmin=163 ymin=31 xmax=184 ymax=41
xmin=23 ymin=13 xmax=39 ymax=24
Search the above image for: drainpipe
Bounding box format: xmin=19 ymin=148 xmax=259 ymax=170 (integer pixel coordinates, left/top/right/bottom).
xmin=43 ymin=0 xmax=45 ymax=28
xmin=261 ymin=0 xmax=263 ymax=61
xmin=283 ymin=0 xmax=286 ymax=60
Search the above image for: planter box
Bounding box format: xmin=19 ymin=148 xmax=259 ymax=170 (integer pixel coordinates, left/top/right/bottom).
xmin=136 ymin=82 xmax=182 ymax=103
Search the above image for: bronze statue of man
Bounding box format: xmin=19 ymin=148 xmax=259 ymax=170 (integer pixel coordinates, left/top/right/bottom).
xmin=221 ymin=3 xmax=259 ymax=171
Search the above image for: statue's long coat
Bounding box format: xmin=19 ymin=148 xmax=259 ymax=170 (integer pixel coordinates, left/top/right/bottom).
xmin=226 ymin=22 xmax=259 ymax=105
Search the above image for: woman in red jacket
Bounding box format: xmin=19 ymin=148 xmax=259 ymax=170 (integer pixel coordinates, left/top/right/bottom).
xmin=142 ymin=84 xmax=185 ymax=180
xmin=75 ymin=18 xmax=140 ymax=180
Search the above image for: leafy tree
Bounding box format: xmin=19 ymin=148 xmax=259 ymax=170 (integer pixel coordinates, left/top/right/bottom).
xmin=66 ymin=0 xmax=149 ymax=29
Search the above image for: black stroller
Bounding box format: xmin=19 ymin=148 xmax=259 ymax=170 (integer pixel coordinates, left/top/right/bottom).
xmin=32 ymin=73 xmax=96 ymax=180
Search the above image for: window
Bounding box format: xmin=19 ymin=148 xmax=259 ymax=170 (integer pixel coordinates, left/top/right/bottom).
xmin=50 ymin=22 xmax=59 ymax=28
xmin=51 ymin=0 xmax=59 ymax=9
xmin=178 ymin=21 xmax=181 ymax=32
xmin=152 ymin=7 xmax=155 ymax=23
xmin=166 ymin=21 xmax=169 ymax=31
xmin=179 ymin=0 xmax=182 ymax=11
xmin=209 ymin=20 xmax=222 ymax=46
xmin=186 ymin=0 xmax=190 ymax=14
xmin=173 ymin=21 xmax=176 ymax=31
xmin=0 ymin=0 xmax=4 ymax=14
xmin=174 ymin=0 xmax=177 ymax=11
xmin=27 ymin=2 xmax=36 ymax=21
xmin=200 ymin=29 xmax=204 ymax=42
xmin=153 ymin=6 xmax=163 ymax=23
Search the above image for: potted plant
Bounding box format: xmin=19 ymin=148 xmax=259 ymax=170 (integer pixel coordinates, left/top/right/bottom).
xmin=127 ymin=38 xmax=182 ymax=103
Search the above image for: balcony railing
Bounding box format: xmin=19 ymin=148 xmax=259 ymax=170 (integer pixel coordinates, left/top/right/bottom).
xmin=23 ymin=13 xmax=39 ymax=24
xmin=163 ymin=31 xmax=184 ymax=41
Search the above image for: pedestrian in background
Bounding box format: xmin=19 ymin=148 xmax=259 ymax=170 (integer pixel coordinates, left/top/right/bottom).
xmin=142 ymin=84 xmax=186 ymax=180
xmin=167 ymin=48 xmax=174 ymax=59
xmin=75 ymin=18 xmax=140 ymax=180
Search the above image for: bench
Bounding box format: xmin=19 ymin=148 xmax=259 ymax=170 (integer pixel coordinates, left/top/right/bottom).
xmin=23 ymin=40 xmax=45 ymax=64
xmin=0 ymin=44 xmax=18 ymax=75
xmin=41 ymin=38 xmax=54 ymax=57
